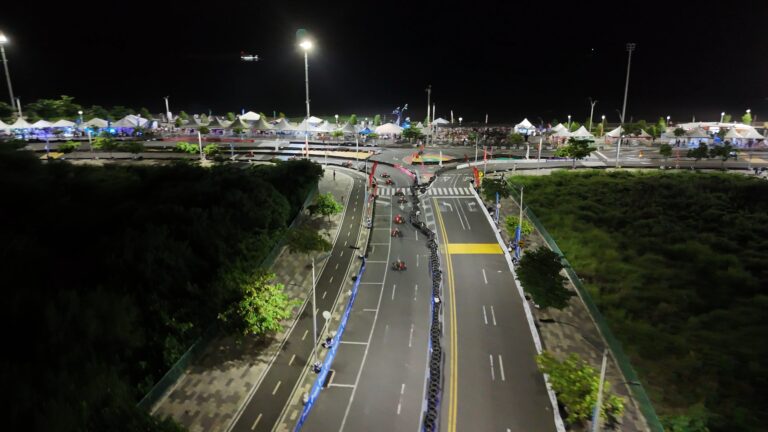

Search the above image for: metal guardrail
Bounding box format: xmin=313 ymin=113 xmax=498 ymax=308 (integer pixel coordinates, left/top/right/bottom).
xmin=138 ymin=184 xmax=319 ymax=412
xmin=524 ymin=208 xmax=664 ymax=432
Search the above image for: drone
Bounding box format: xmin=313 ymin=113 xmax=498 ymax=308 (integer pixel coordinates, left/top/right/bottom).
xmin=240 ymin=51 xmax=260 ymax=62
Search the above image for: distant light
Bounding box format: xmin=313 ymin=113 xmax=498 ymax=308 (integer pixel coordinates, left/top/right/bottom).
xmin=0 ymin=33 xmax=7 ymax=44
xmin=299 ymin=40 xmax=313 ymax=51
xmin=746 ymin=109 xmax=751 ymax=113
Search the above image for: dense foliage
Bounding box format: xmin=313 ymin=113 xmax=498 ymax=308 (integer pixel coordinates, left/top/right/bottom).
xmin=518 ymin=246 xmax=574 ymax=310
xmin=0 ymin=146 xmax=322 ymax=431
xmin=513 ymin=171 xmax=768 ymax=431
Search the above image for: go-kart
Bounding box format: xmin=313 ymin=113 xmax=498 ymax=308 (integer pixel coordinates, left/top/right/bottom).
xmin=394 ymin=190 xmax=405 ymax=197
xmin=393 ymin=214 xmax=405 ymax=224
xmin=391 ymin=260 xmax=407 ymax=271
xmin=380 ymin=173 xmax=390 ymax=178
xmin=397 ymin=196 xmax=408 ymax=204
xmin=384 ymin=178 xmax=394 ymax=185
xmin=391 ymin=228 xmax=403 ymax=237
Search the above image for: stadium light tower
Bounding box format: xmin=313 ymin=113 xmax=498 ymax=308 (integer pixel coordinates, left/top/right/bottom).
xmin=0 ymin=31 xmax=16 ymax=108
xmin=300 ymin=38 xmax=313 ymax=159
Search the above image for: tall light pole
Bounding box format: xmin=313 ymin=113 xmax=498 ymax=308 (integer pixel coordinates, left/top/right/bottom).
xmin=720 ymin=112 xmax=725 ymax=123
xmin=666 ymin=115 xmax=670 ymax=126
xmin=616 ymin=43 xmax=636 ymax=168
xmin=164 ymin=96 xmax=171 ymax=122
xmin=0 ymin=32 xmax=15 ymax=109
xmin=78 ymin=110 xmax=84 ymax=125
xmin=567 ymin=114 xmax=571 ymax=131
xmin=458 ymin=117 xmax=463 ymax=126
xmin=588 ymin=98 xmax=598 ymax=132
xmin=601 ymin=115 xmax=606 ymax=136
xmin=300 ymin=38 xmax=313 ymax=159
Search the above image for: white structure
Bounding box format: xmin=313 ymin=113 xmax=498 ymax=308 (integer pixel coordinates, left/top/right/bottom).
xmin=375 ymin=123 xmax=404 ymax=135
xmin=514 ymin=118 xmax=536 ymax=135
xmin=50 ymin=119 xmax=76 ymax=128
xmin=240 ymin=111 xmax=261 ymax=121
xmin=433 ymin=117 xmax=449 ymax=125
xmin=307 ymin=116 xmax=324 ymax=125
xmin=83 ymin=118 xmax=109 ymax=128
xmin=31 ymin=120 xmax=53 ymax=128
xmin=569 ymin=126 xmax=594 ymax=138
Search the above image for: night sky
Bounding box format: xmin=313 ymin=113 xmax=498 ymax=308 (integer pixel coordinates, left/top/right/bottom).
xmin=2 ymin=0 xmax=767 ymax=124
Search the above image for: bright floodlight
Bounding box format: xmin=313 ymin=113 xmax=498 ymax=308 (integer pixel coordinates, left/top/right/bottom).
xmin=0 ymin=33 xmax=8 ymax=44
xmin=300 ymin=40 xmax=313 ymax=51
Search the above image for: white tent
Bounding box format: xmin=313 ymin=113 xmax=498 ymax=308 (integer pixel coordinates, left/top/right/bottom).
xmin=252 ymin=116 xmax=273 ymax=131
xmin=51 ymin=119 xmax=76 ymax=128
xmin=605 ymin=126 xmax=624 ymax=138
xmin=83 ymin=118 xmax=109 ymax=128
xmin=0 ymin=119 xmax=10 ymax=133
xmin=32 ymin=120 xmax=53 ymax=128
xmin=552 ymin=123 xmax=569 ymax=133
xmin=569 ymin=126 xmax=594 ymax=138
xmin=308 ymin=116 xmax=324 ymax=125
xmin=686 ymin=127 xmax=710 ymax=138
xmin=272 ymin=118 xmax=292 ymax=130
xmin=338 ymin=122 xmax=356 ymax=134
xmin=375 ymin=123 xmax=404 ymax=135
xmin=514 ymin=118 xmax=536 ymax=134
xmin=315 ymin=121 xmax=336 ymax=132
xmin=10 ymin=118 xmax=33 ymax=129
xmin=240 ymin=111 xmax=261 ymax=121
xmin=433 ymin=118 xmax=449 ymax=125
xmin=739 ymin=127 xmax=764 ymax=139
xmin=113 ymin=115 xmax=150 ymax=128
xmin=637 ymin=129 xmax=653 ymax=139
xmin=724 ymin=128 xmax=742 ymax=140
xmin=552 ymin=129 xmax=571 ymax=138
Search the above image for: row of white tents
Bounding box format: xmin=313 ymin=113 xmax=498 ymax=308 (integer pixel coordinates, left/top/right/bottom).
xmin=0 ymin=114 xmax=153 ymax=134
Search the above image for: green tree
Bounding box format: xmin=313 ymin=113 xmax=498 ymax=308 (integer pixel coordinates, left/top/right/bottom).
xmin=508 ymin=132 xmax=525 ymax=146
xmin=568 ymin=121 xmax=582 ymax=132
xmin=217 ymin=272 xmax=298 ymax=337
xmin=203 ymin=143 xmax=220 ymax=157
xmin=348 ymin=114 xmax=358 ymax=125
xmin=659 ymin=143 xmax=673 ymax=163
xmin=709 ymin=142 xmax=735 ymax=169
xmin=536 ymin=352 xmax=625 ymax=425
xmin=58 ymin=140 xmax=81 ymax=153
xmin=373 ymin=114 xmax=382 ymax=126
xmin=179 ymin=110 xmax=190 ymax=121
xmin=555 ymin=137 xmax=597 ymax=169
xmin=198 ymin=125 xmax=211 ymax=135
xmin=722 ymin=113 xmax=732 ymax=123
xmin=686 ymin=142 xmax=709 ymax=166
xmin=174 ymin=141 xmax=198 ymax=154
xmin=368 ymin=132 xmax=379 ymax=139
xmin=517 ymin=246 xmax=574 ymax=309
xmin=595 ymin=122 xmax=604 ymax=137
xmin=278 ymin=112 xmax=286 ymax=119
xmin=504 ymin=215 xmax=533 ymax=238
xmin=174 ymin=118 xmax=183 ymax=127
xmin=91 ymin=135 xmax=116 ymax=156
xmin=286 ymin=225 xmax=332 ymax=257
xmin=121 ymin=141 xmax=145 ymax=155
xmin=226 ymin=112 xmax=236 ymax=122
xmin=331 ymin=130 xmax=344 ymax=138
xmin=139 ymin=107 xmax=152 ymax=119
xmin=85 ymin=105 xmax=110 ymax=120
xmin=674 ymin=127 xmax=686 ymax=138
xmin=0 ymin=100 xmax=15 ymax=121
xmin=199 ymin=113 xmax=209 ymax=124
xmin=402 ymin=126 xmax=424 ymax=142
xmin=657 ymin=117 xmax=668 ymax=134
xmin=741 ymin=111 xmax=752 ymax=125
xmin=24 ymin=95 xmax=83 ymax=120
xmin=233 ymin=127 xmax=244 ymax=135
xmin=480 ymin=177 xmax=512 ymax=201
xmin=310 ymin=192 xmax=343 ymax=221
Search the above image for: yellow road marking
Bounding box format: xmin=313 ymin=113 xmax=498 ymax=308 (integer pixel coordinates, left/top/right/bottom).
xmin=446 ymin=243 xmax=502 ymax=254
xmin=434 ymin=198 xmax=458 ymax=432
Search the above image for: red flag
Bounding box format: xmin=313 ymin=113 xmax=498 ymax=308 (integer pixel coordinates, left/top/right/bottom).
xmin=483 ymin=146 xmax=487 ymax=162
xmin=369 ymin=161 xmax=378 ymax=186
xmin=473 ymin=166 xmax=480 ymax=186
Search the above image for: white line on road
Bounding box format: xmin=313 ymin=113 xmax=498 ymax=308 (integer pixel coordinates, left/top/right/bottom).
xmin=490 ymin=306 xmax=497 ymax=326
xmin=408 ymin=324 xmax=414 ymax=347
xmin=363 ymin=308 xmax=378 ymax=312
xmin=340 ymin=250 xmax=344 ymax=257
xmin=482 ymin=268 xmax=488 ymax=284
xmin=482 ymin=305 xmax=488 ymax=325
xmin=272 ymin=380 xmax=282 ymax=395
xmin=335 ymin=263 xmax=339 ymax=270
xmin=414 ymin=284 xmax=418 ymax=301
xmin=490 ymin=355 xmax=495 ymax=381
xmin=329 ymin=276 xmax=334 ymax=283
xmin=329 ymin=383 xmax=356 ymax=388
xmin=288 ymin=354 xmax=295 ymax=366
xmin=499 ymin=355 xmax=506 ymax=382
xmin=401 ymin=383 xmax=405 ymax=394
xmin=302 ymin=330 xmax=308 ymax=340
xmin=391 ymin=284 xmax=397 ymax=300
xmin=340 ymin=341 xmax=368 ymax=345
xmin=397 ymin=401 xmax=402 ymax=415
xmin=251 ymin=413 xmax=262 ymax=430
xmin=322 ymin=291 xmax=327 ymax=299
xmin=416 ymin=254 xmax=419 ymax=267
xmin=415 ymin=230 xmax=419 ymax=241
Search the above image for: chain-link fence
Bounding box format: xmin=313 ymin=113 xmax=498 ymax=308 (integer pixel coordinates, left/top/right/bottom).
xmin=524 ymin=208 xmax=664 ymax=432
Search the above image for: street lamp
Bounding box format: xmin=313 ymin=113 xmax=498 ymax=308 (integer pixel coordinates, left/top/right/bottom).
xmin=78 ymin=110 xmax=83 ymax=125
xmin=335 ymin=114 xmax=338 ymax=125
xmin=458 ymin=117 xmax=463 ymax=125
xmin=601 ymin=115 xmax=606 ymax=136
xmin=567 ymin=114 xmax=571 ymax=131
xmin=299 ymin=38 xmax=313 ymax=159
xmin=666 ymin=115 xmax=670 ymax=126
xmin=0 ymin=31 xmax=16 ymax=108
xmin=616 ymin=42 xmax=636 ymax=168
xmin=720 ymin=112 xmax=725 ymax=123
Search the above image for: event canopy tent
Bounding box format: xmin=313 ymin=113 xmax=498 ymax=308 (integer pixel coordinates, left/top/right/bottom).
xmin=315 ymin=121 xmax=335 ymax=132
xmin=514 ymin=118 xmax=536 ymax=134
xmin=375 ymin=123 xmax=404 ymax=135
xmin=686 ymin=127 xmax=710 ymax=138
xmin=307 ymin=116 xmax=324 ymax=125
xmin=205 ymin=117 xmax=230 ymax=129
xmin=637 ymin=129 xmax=653 ymax=139
xmin=32 ymin=120 xmax=53 ymax=128
xmin=739 ymin=127 xmax=764 ymax=139
xmin=271 ymin=118 xmax=292 ymax=130
xmin=253 ymin=117 xmax=273 ymax=131
xmin=51 ymin=119 xmax=76 ymax=128
xmin=10 ymin=118 xmax=33 ymax=129
xmin=359 ymin=127 xmax=372 ymax=135
xmin=569 ymin=126 xmax=594 ymax=138
xmin=724 ymin=128 xmax=743 ymax=139
xmin=433 ymin=118 xmax=450 ymax=125
xmin=552 ymin=123 xmax=569 ymax=133
xmin=605 ymin=126 xmax=623 ymax=137
xmin=338 ymin=122 xmax=356 ymax=134
xmin=240 ymin=111 xmax=260 ymax=121
xmin=226 ymin=117 xmax=252 ymax=130
xmin=83 ymin=118 xmax=109 ymax=128
xmin=0 ymin=119 xmax=10 ymax=132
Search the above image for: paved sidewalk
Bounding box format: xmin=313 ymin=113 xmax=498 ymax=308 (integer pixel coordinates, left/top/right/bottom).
xmin=151 ymin=169 xmax=355 ymax=432
xmin=274 ymin=193 xmax=376 ymax=432
xmin=488 ymin=191 xmax=651 ymax=432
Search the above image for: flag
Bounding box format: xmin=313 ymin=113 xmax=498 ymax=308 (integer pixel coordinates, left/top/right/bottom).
xmin=483 ymin=147 xmax=487 ymax=162
xmin=514 ymin=225 xmax=522 ymax=260
xmin=369 ymin=161 xmax=378 ymax=186
xmin=472 ymin=166 xmax=480 ymax=187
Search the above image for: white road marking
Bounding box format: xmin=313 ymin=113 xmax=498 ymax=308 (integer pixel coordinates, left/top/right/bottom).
xmin=416 ymin=254 xmax=419 ymax=267
xmin=329 ymin=383 xmax=356 ymax=388
xmin=391 ymin=284 xmax=397 ymax=300
xmin=302 ymin=330 xmax=308 ymax=340
xmin=482 ymin=268 xmax=488 ymax=284
xmin=329 ymin=276 xmax=334 ymax=283
xmin=490 ymin=306 xmax=497 ymax=326
xmin=482 ymin=305 xmax=488 ymax=325
xmin=272 ymin=380 xmax=282 ymax=395
xmin=499 ymin=355 xmax=506 ymax=381
xmin=322 ymin=291 xmax=327 ymax=299
xmin=414 ymin=284 xmax=418 ymax=301
xmin=415 ymin=230 xmax=418 ymax=241
xmin=335 ymin=263 xmax=339 ymax=270
xmin=490 ymin=355 xmax=496 ymax=381
xmin=288 ymin=354 xmax=295 ymax=366
xmin=340 ymin=341 xmax=368 ymax=345
xmin=340 ymin=250 xmax=344 ymax=257
xmin=251 ymin=413 xmax=262 ymax=430
xmin=408 ymin=324 xmax=414 ymax=347
xmin=363 ymin=308 xmax=378 ymax=312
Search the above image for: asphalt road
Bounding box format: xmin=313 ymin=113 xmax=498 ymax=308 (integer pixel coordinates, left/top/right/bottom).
xmin=228 ymin=170 xmax=365 ymax=432
xmin=299 ymin=164 xmax=434 ymax=432
xmin=431 ymin=187 xmax=557 ymax=432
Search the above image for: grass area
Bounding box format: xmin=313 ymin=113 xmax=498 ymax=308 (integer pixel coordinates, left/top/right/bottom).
xmin=511 ymin=170 xmax=768 ymax=432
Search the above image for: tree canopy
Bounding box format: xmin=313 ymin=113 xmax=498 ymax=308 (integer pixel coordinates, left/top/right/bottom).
xmin=286 ymin=225 xmax=332 ymax=256
xmin=555 ymin=137 xmax=596 ymax=168
xmin=517 ymin=246 xmax=574 ymax=309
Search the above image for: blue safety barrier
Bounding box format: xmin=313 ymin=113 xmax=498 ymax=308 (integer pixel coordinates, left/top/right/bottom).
xmin=294 ymin=257 xmax=367 ymax=431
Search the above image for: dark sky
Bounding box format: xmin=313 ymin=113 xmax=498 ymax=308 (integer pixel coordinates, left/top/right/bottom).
xmin=2 ymin=0 xmax=767 ymax=124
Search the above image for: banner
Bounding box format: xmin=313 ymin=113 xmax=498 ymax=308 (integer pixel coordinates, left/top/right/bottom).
xmin=473 ymin=166 xmax=480 ymax=187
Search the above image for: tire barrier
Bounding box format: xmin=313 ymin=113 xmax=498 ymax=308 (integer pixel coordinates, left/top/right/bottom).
xmin=409 ymin=173 xmax=446 ymax=432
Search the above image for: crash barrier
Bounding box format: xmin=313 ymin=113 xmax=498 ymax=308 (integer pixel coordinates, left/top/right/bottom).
xmin=294 ymin=194 xmax=376 ymax=431
xmin=409 ymin=174 xmax=444 ymax=432
xmin=138 ymin=184 xmax=319 ymax=412
xmin=524 ymin=208 xmax=663 ymax=432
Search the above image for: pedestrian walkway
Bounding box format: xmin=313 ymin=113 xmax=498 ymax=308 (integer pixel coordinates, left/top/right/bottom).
xmin=490 ymin=192 xmax=651 ymax=432
xmin=151 ymin=169 xmax=358 ymax=432
xmin=377 ymin=186 xmax=473 ymax=196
